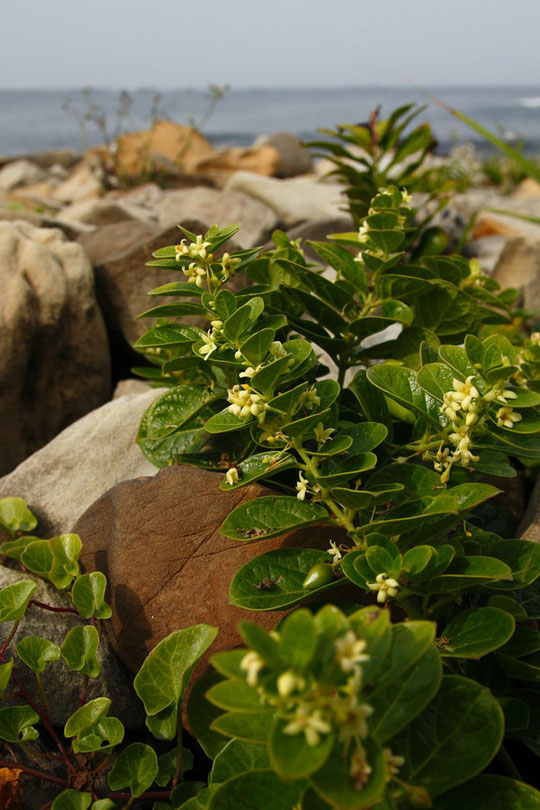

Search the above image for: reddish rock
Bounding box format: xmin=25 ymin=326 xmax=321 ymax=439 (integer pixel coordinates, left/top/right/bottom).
xmin=114 ymin=121 xmax=216 ymax=180
xmin=75 ymin=466 xmax=342 ymax=674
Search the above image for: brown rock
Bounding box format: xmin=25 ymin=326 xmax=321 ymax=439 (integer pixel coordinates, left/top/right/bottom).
xmin=114 ymin=120 xmax=216 ymax=180
xmin=511 ymin=177 xmax=540 ymax=200
xmin=492 ymin=236 xmax=540 ymax=313
xmin=0 ymin=221 xmax=111 ymax=474
xmin=75 ymin=466 xmax=342 ymax=673
xmin=78 ymin=219 xmax=210 ymax=348
xmin=193 ymin=145 xmax=281 ymax=187
xmin=53 ymin=161 xmax=102 ymax=203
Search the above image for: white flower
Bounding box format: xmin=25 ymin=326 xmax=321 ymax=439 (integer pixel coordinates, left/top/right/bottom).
xmin=334 ymin=631 xmax=370 ymax=673
xmin=366 ymin=573 xmax=400 ymax=603
xmin=335 ymin=697 xmax=374 ymax=742
xmin=301 ymin=388 xmax=321 ymax=410
xmin=227 ymin=385 xmax=268 ymax=421
xmin=225 ymin=467 xmax=240 ymax=486
xmin=313 ymin=422 xmax=335 ymax=445
xmin=401 ymin=188 xmax=412 ymax=206
xmin=530 ymin=332 xmax=540 ymax=346
xmin=239 ymin=365 xmax=261 ymax=379
xmin=269 ymin=341 xmax=288 ymax=360
xmin=326 ymin=540 xmax=342 ymax=565
xmin=282 ymin=704 xmax=332 ymax=747
xmin=349 ymin=745 xmax=372 ymax=789
xmin=240 ymin=651 xmax=264 ymax=687
xmin=296 ymin=471 xmax=309 ymax=501
xmin=277 ymin=670 xmax=305 ymax=697
xmin=357 ymin=221 xmax=370 ymax=245
xmin=496 ymin=406 xmax=522 ymax=429
xmin=384 ymin=747 xmax=405 ymax=780
xmin=199 ymin=333 xmax=218 ymax=358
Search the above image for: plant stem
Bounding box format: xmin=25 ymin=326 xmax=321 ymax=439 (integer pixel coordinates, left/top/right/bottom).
xmin=0 ymin=759 xmax=68 ymax=786
xmin=35 ymin=672 xmax=51 ymax=719
xmin=30 ymin=600 xmax=78 ymax=615
xmin=172 ymin=712 xmax=183 ymax=788
xmin=1 ymin=620 xmax=19 ymax=655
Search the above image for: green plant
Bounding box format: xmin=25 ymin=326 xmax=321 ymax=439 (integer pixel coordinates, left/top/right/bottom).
xmin=128 ymin=184 xmax=540 ymax=806
xmin=0 ymin=497 xmax=218 ymax=808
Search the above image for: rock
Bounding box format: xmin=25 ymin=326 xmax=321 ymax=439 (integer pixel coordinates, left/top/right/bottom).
xmin=77 ymin=220 xmax=210 ymax=348
xmin=52 ymin=162 xmax=102 ymax=203
xmin=226 ymin=171 xmax=346 ymax=228
xmin=0 ymin=160 xmax=47 ymax=192
xmin=511 ymin=177 xmax=540 ymax=200
xmin=254 ymin=132 xmax=312 ymax=177
xmin=0 ymin=221 xmax=111 ymax=475
xmin=111 ymin=182 xmax=166 ymax=211
xmin=75 ymin=466 xmax=344 ymax=673
xmin=158 ymin=187 xmax=281 ymax=248
xmin=114 ymin=120 xmax=216 ymax=180
xmin=0 ymin=149 xmax=81 ymax=171
xmin=518 ymin=475 xmax=540 ymax=543
xmin=192 ymin=145 xmax=281 ymax=186
xmin=113 ymin=379 xmax=152 ymax=398
xmin=0 ymin=388 xmax=165 ymax=536
xmin=0 ymin=210 xmax=92 ymax=240
xmin=462 ymin=235 xmax=509 ymax=275
xmin=492 ymin=237 xmax=540 ymax=312
xmin=58 ymin=197 xmax=157 ymax=227
xmin=0 ymin=565 xmax=144 ymax=728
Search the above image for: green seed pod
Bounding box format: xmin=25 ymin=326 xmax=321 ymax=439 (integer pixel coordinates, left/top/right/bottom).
xmin=302 ymin=563 xmax=334 ymax=590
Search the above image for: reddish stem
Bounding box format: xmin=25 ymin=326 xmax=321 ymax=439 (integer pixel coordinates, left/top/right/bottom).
xmin=0 ymin=759 xmax=68 ymax=787
xmin=29 ymin=600 xmax=78 ymax=615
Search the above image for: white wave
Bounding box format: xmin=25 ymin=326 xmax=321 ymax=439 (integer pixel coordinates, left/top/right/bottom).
xmin=518 ymin=96 xmax=540 ymax=108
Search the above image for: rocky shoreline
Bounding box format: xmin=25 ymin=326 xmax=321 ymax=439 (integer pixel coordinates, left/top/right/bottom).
xmin=2 ymin=120 xmax=540 ymax=800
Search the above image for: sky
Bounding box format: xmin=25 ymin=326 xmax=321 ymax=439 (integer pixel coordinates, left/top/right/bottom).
xmin=2 ymin=0 xmax=540 ymax=89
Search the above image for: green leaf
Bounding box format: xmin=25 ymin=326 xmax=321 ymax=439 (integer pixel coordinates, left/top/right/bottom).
xmin=221 ymin=496 xmax=329 ymax=542
xmin=416 ymin=362 xmax=456 ymax=402
xmin=230 ymin=549 xmax=341 ymax=611
xmin=0 ymin=497 xmax=37 ymax=538
xmin=269 ymin=716 xmax=334 ymax=779
xmin=431 ymin=774 xmax=540 ymax=810
xmin=20 ymin=540 xmax=53 ymax=578
xmin=48 ymin=534 xmax=82 ymax=589
xmin=251 ymin=356 xmax=291 ymax=398
xmin=309 ymin=737 xmax=386 ymax=809
xmin=348 ymin=606 xmax=392 ymax=685
xmin=240 ymin=329 xmax=276 ymax=365
xmin=307 ymin=240 xmax=368 ymax=291
xmin=0 ymin=705 xmax=40 ymax=742
xmin=205 ymin=409 xmax=253 ymax=434
xmin=358 ymin=494 xmax=458 ymax=536
xmin=487 ymin=595 xmax=528 ymax=622
xmin=73 ymin=717 xmax=124 ymax=755
xmin=316 ymin=453 xmax=377 ymax=487
xmin=373 ymin=621 xmax=436 ymax=692
xmin=155 ymin=746 xmax=193 ymax=787
xmin=71 ymin=572 xmax=112 ymax=620
xmin=439 ymin=607 xmax=515 ymax=658
xmin=134 ymin=324 xmax=205 ymax=349
xmin=501 ymin=626 xmax=540 ymax=658
xmin=208 ymin=770 xmax=305 ymax=810
xmin=223 ymin=298 xmax=265 ymax=344
xmin=211 ymin=711 xmax=273 ymax=743
xmin=390 ymin=675 xmax=504 ymax=797
xmin=210 ymin=740 xmax=270 ymax=784
xmin=367 ymin=365 xmax=444 ymax=426
xmin=219 ymin=452 xmax=296 ymax=491
xmin=279 ymin=609 xmax=317 ymax=670
xmin=107 ymin=742 xmax=158 ymax=798
xmin=429 ymin=555 xmax=513 ymax=593
xmin=91 ymin=800 xmax=117 ymax=810
xmin=147 ymin=280 xmax=204 ymax=297
xmin=370 ymin=645 xmax=442 ymax=742
xmin=145 ymin=385 xmax=216 ymax=439
xmin=0 ymin=579 xmax=38 ymax=622
xmin=60 ymin=625 xmax=100 ymax=678
xmin=51 ymin=790 xmax=92 ymax=810
xmin=0 ymin=661 xmax=13 ymax=696
xmin=134 ymin=625 xmax=218 ymax=740
xmin=402 ymin=546 xmax=433 ymax=576
xmin=206 ymin=679 xmax=264 ymax=713
xmin=15 ymin=636 xmax=61 ymax=673
xmin=65 ymin=698 xmax=111 ymax=737
xmin=187 ymin=670 xmax=228 ymax=760
xmin=137 ymin=301 xmax=205 ymax=319
xmin=484 ymin=539 xmax=540 ymax=590
xmin=338 ymin=423 xmax=388 ymax=454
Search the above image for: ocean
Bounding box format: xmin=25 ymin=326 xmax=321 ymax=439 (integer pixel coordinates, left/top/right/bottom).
xmin=1 ymin=85 xmax=540 ymax=157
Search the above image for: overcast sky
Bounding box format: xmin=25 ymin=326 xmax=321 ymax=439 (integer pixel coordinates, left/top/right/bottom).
xmin=2 ymin=0 xmax=540 ymax=89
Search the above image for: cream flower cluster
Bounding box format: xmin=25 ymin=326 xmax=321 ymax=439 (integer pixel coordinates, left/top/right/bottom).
xmin=227 ymin=384 xmax=268 ymax=422
xmin=175 ymin=235 xmax=213 ymax=288
xmin=220 ymin=252 xmax=241 ymax=281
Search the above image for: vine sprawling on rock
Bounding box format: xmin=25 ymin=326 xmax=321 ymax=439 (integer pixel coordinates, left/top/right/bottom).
xmin=1 ymin=105 xmax=540 ymax=808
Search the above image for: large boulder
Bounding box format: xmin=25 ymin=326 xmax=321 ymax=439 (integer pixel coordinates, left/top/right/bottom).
xmin=0 ymin=388 xmax=165 ymax=536
xmin=52 ymin=161 xmax=102 ymax=204
xmin=0 ymin=149 xmax=81 ymax=171
xmin=0 ymin=565 xmax=144 ymax=728
xmin=58 ymin=197 xmax=157 ymax=228
xmin=0 ymin=160 xmax=47 ymax=191
xmin=75 ymin=466 xmax=343 ymax=673
xmin=158 ymin=187 xmax=281 ymax=248
xmin=114 ymin=120 xmax=216 ymax=180
xmin=254 ymin=132 xmax=312 ymax=177
xmin=78 ymin=219 xmax=210 ymax=349
xmin=192 ymin=145 xmax=281 ymax=186
xmin=0 ymin=221 xmax=111 ymax=475
xmin=226 ymin=171 xmax=346 ymax=228
xmin=492 ymin=237 xmax=540 ymax=313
